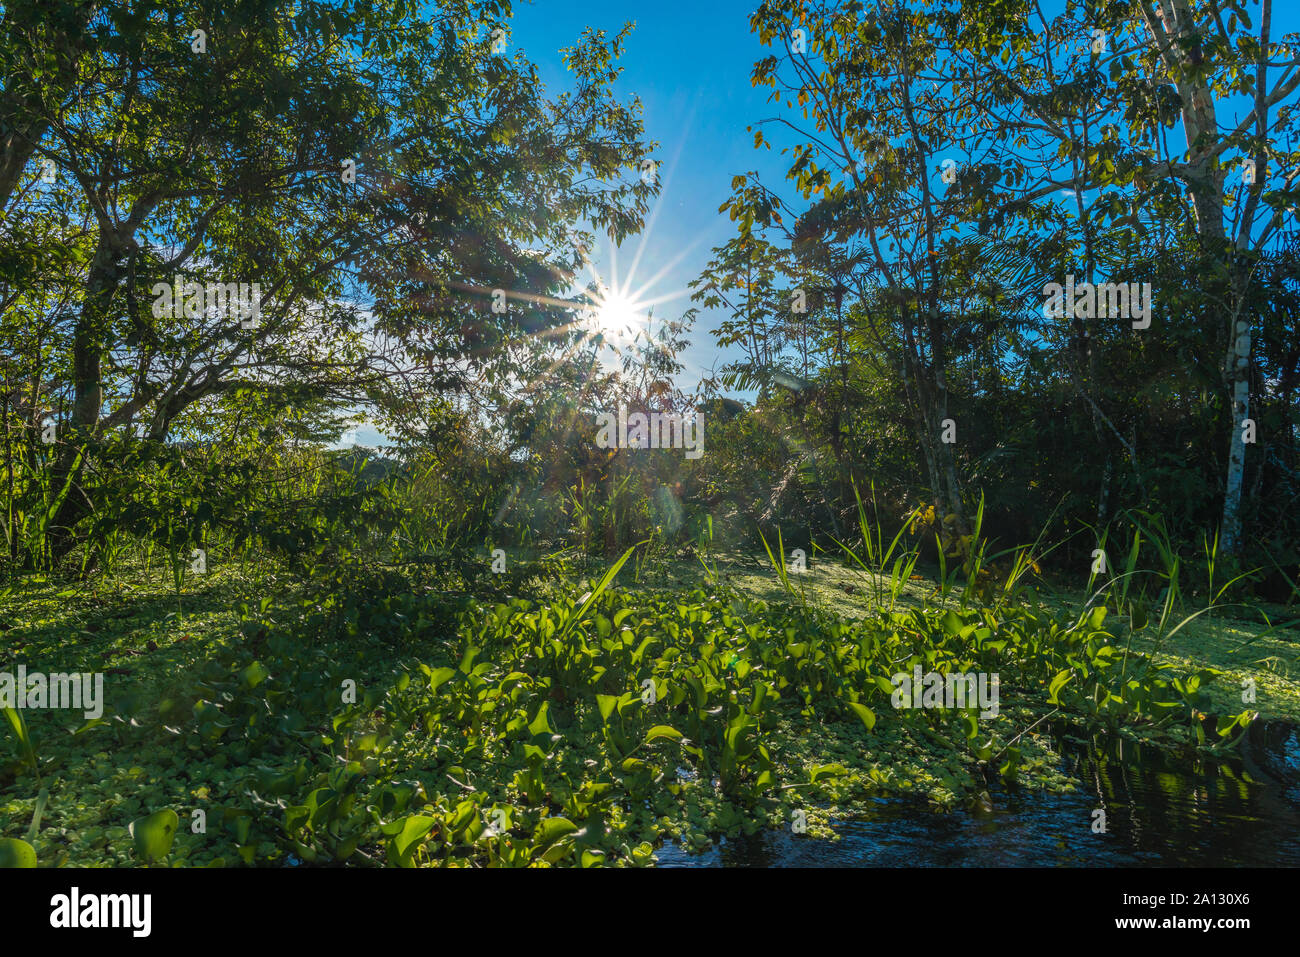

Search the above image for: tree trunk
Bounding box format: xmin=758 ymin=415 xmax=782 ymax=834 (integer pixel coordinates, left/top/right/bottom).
xmin=1221 ymin=321 xmax=1251 ymax=553
xmin=45 ymin=233 xmax=124 ymax=558
xmin=0 ymin=1 xmax=97 ymax=212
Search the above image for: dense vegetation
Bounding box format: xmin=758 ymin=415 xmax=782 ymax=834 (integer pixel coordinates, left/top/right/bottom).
xmin=1 ymin=0 xmax=1297 ymax=867
xmin=0 ymin=528 xmax=1276 ymax=867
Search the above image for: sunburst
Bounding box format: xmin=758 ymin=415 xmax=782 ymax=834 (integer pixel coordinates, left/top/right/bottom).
xmin=588 ymin=285 xmax=648 ymax=343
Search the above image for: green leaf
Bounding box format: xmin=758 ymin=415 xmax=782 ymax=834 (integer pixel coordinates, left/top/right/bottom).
xmin=1048 ymin=669 xmax=1073 ymax=704
xmin=558 ymin=544 xmax=642 ymax=641
xmin=427 ymin=667 xmax=457 ymax=693
xmin=1216 ymin=713 xmax=1243 ymax=737
xmin=130 ymin=809 xmax=179 ymax=863
xmin=645 ymin=725 xmax=684 ymax=743
xmin=26 ymin=787 xmax=49 ymax=843
xmin=0 ymin=838 xmax=37 ymax=868
xmin=528 ymin=701 xmax=554 ymax=738
xmin=596 ymin=694 xmax=618 ymax=724
xmin=534 ymin=816 xmax=578 ymax=850
xmin=445 ymin=800 xmax=477 ymax=834
xmin=239 ymin=661 xmax=269 ymax=689
xmin=392 ymin=815 xmax=437 ymax=859
xmin=847 ymin=701 xmax=876 ymax=731
xmin=810 ymin=763 xmax=847 ymax=783
xmin=2 ymin=706 xmax=37 ymax=771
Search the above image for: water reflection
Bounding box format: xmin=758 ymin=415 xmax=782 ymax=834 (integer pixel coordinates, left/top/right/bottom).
xmin=659 ymin=721 xmax=1300 ymax=867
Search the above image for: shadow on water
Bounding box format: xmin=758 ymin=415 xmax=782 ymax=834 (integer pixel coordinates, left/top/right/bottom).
xmin=658 ymin=721 xmax=1300 ymax=867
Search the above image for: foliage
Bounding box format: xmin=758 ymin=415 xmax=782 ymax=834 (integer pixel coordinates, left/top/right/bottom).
xmin=1 ymin=545 xmax=1259 ymax=867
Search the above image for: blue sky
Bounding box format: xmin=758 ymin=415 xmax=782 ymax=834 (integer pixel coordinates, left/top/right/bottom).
xmin=509 ymin=0 xmax=788 ymax=383
xmin=344 ymin=0 xmax=1300 ymax=447
xmin=350 ymin=0 xmax=779 ymax=446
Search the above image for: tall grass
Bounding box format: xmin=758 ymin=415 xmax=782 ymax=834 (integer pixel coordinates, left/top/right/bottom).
xmin=832 ymin=483 xmax=922 ymax=613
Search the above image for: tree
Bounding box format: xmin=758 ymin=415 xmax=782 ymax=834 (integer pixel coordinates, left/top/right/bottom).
xmin=1 ymin=0 xmax=657 ymax=564
xmin=945 ymin=0 xmax=1300 ymax=553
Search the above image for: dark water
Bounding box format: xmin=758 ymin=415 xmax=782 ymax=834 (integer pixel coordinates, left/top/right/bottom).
xmin=658 ymin=721 xmax=1300 ymax=867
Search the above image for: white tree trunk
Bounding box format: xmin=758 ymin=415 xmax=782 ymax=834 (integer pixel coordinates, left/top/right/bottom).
xmin=1221 ymin=321 xmax=1251 ymax=554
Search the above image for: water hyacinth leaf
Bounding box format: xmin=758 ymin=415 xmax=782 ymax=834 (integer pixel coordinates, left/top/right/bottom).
xmin=392 ymin=815 xmax=437 ymax=860
xmin=528 ymin=701 xmax=555 ymax=738
xmin=334 ymin=833 xmax=362 ymax=861
xmin=596 ymin=694 xmax=618 ymax=723
xmin=239 ymin=661 xmax=269 ymax=688
xmin=1048 ymin=669 xmax=1072 ymax=704
xmin=130 ymin=809 xmax=179 ymax=863
xmin=0 ymin=838 xmax=37 ymax=868
xmin=523 ymin=743 xmax=547 ymax=762
xmin=427 ymin=667 xmax=457 ymax=693
xmin=542 ymin=840 xmax=576 ymax=864
xmin=534 ymin=816 xmax=579 ymax=850
xmin=631 ymin=636 xmax=656 ymax=665
xmin=446 ymin=800 xmax=478 ymax=834
xmin=999 ymin=746 xmax=1022 ymax=780
xmin=810 ymin=763 xmax=847 ymax=783
xmin=847 ymin=701 xmax=876 ymax=731
xmin=645 ymin=725 xmax=684 ymax=743
xmin=725 ymin=713 xmax=754 ymax=755
xmin=1217 ymin=713 xmax=1245 ymax=737
xmin=284 ymin=805 xmax=310 ymax=833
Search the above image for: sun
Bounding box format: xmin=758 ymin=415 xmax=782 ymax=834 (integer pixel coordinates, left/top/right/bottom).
xmin=591 ymin=287 xmax=644 ymax=339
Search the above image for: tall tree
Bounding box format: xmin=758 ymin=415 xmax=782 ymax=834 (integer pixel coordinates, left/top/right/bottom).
xmin=1 ymin=0 xmax=656 ymax=563
xmin=946 ymin=0 xmax=1300 ymax=553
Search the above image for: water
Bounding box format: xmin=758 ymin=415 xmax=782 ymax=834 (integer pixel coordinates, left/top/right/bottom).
xmin=658 ymin=721 xmax=1300 ymax=867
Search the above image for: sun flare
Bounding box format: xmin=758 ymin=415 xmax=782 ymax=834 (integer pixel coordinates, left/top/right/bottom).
xmin=591 ymin=288 xmax=644 ymax=338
